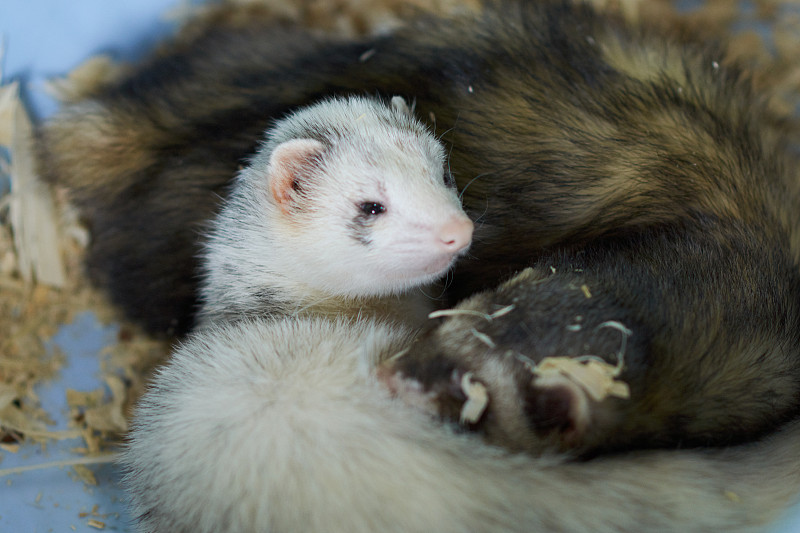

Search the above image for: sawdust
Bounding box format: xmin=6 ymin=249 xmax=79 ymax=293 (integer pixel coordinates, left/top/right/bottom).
xmin=459 ymin=372 xmax=488 ymax=424
xmin=0 ymin=79 xmax=169 ymax=456
xmin=533 ymin=357 xmax=631 ymax=403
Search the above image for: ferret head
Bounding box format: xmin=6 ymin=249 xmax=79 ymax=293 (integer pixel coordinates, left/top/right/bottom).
xmin=243 ymin=96 xmax=473 ymax=298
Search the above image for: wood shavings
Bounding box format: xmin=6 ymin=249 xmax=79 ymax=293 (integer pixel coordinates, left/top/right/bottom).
xmin=429 ymin=308 xmax=497 ymax=320
xmin=101 ymin=333 xmax=170 ymax=426
xmin=0 ymin=423 xmax=82 ymax=442
xmin=1 ymin=397 xmax=56 ymax=443
xmin=470 ymin=328 xmax=496 ymax=348
xmin=489 ymin=304 xmax=516 ymax=319
xmin=83 ymin=376 xmax=129 ymax=433
xmin=66 ymin=389 xmax=104 ymax=409
xmin=725 ymin=490 xmax=742 ymax=503
xmin=529 ymin=321 xmax=632 ymax=402
xmin=0 ymin=453 xmax=117 ymax=478
xmin=78 ymin=505 xmax=100 ymax=518
xmin=459 ymin=372 xmax=488 ymax=424
xmin=72 ymin=464 xmax=98 ymax=485
xmin=384 ymin=347 xmax=411 ymax=366
xmin=0 ymin=443 xmax=19 ymax=453
xmin=0 ymin=76 xmax=169 ymax=451
xmin=597 ymin=320 xmax=633 ymax=375
xmin=1 ymin=81 xmax=66 ymax=287
xmin=0 ymin=384 xmax=17 ymax=411
xmin=359 ymin=48 xmax=377 ymax=62
xmin=429 ymin=304 xmax=515 ymax=322
xmin=65 ymin=376 xmax=129 ymax=441
xmin=534 ymin=357 xmax=630 ymax=402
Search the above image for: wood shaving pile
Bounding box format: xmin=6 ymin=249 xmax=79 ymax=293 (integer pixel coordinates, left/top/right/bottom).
xmin=1 ymin=0 xmax=800 ymax=472
xmin=0 ymin=81 xmax=169 ymax=457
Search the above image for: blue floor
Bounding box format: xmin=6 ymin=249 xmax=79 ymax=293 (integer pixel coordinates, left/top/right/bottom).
xmin=0 ymin=313 xmax=129 ymax=532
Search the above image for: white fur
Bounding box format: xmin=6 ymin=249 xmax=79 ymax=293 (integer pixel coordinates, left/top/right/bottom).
xmin=123 ymin=317 xmax=800 ymax=533
xmin=198 ymin=96 xmax=471 ymax=328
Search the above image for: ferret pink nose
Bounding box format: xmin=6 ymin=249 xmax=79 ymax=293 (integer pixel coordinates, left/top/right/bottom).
xmin=437 ymin=216 xmax=473 ymax=252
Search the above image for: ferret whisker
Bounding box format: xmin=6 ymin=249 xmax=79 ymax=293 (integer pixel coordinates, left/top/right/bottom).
xmin=469 ymin=199 xmax=491 ymax=226
xmin=442 ymin=268 xmax=456 ymax=292
xmin=436 ymin=112 xmax=461 ymax=142
xmin=418 ymin=283 xmax=446 ymax=301
xmin=437 ymin=125 xmax=456 ymax=140
xmin=447 ymin=139 xmax=456 ymax=166
xmin=459 ymin=173 xmax=489 ymax=202
xmin=446 ymin=154 xmax=454 ymax=181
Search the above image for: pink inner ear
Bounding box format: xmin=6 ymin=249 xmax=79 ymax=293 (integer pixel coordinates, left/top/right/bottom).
xmin=268 ymin=138 xmax=325 ymax=209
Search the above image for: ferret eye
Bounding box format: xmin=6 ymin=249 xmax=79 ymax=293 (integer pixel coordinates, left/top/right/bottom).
xmin=360 ymin=202 xmax=386 ymax=216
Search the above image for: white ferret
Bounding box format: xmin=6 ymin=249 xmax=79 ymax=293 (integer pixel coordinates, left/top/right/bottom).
xmin=122 ymin=316 xmax=800 ymax=533
xmin=197 ymin=95 xmax=473 ymax=329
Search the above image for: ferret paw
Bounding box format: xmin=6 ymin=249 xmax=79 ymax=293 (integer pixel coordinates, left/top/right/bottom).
xmin=521 ymin=372 xmax=591 ymax=448
xmin=378 ymin=350 xmax=621 ymax=454
xmin=377 ymin=358 xmax=486 ymax=427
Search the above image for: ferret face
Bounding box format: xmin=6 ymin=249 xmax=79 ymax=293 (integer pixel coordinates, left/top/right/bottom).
xmin=262 ymin=106 xmax=473 ymax=298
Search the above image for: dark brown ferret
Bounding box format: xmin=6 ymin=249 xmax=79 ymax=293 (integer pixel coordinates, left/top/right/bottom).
xmin=38 ymin=0 xmax=800 ymax=455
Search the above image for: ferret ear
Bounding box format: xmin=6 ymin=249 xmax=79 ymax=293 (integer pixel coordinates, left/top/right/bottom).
xmin=268 ymin=138 xmax=325 ymax=211
xmin=391 ymin=96 xmax=412 ymax=116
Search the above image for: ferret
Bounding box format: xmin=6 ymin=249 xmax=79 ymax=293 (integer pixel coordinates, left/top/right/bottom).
xmin=196 ymin=95 xmax=472 ymax=329
xmin=122 ymin=316 xmax=800 ymax=533
xmin=36 ymin=0 xmax=800 ymax=527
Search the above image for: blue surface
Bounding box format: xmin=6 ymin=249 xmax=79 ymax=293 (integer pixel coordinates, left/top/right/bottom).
xmin=776 ymin=503 xmax=800 ymax=533
xmin=1 ymin=0 xmax=182 ymax=120
xmin=0 ymin=313 xmax=128 ymax=532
